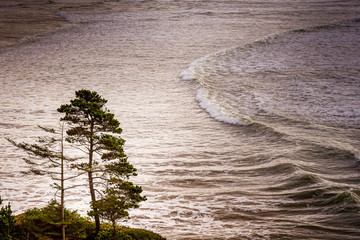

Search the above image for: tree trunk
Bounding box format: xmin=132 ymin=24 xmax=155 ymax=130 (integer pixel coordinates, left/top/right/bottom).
xmin=61 ymin=124 xmax=66 ymax=240
xmin=89 ymin=122 xmax=100 ymax=233
xmin=88 ymin=170 xmax=100 ymax=232
xmin=112 ymin=220 xmax=116 ymax=237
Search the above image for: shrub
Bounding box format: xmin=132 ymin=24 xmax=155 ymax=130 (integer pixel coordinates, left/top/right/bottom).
xmin=95 ymin=223 xmax=166 ymax=240
xmin=19 ymin=200 xmax=94 ymax=240
xmin=96 ymin=228 xmax=131 ymax=240
xmin=0 ymin=196 xmax=16 ymax=240
xmin=123 ymin=228 xmax=166 ymax=240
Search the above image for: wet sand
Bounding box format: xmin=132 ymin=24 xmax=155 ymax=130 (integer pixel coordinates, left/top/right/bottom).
xmin=0 ymin=0 xmax=104 ymax=48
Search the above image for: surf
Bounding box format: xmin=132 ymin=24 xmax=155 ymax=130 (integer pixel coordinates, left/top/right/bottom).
xmin=179 ymin=18 xmax=360 ymax=155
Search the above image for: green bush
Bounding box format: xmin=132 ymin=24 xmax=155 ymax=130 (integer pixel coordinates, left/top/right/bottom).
xmin=0 ymin=196 xmax=16 ymax=240
xmin=19 ymin=200 xmax=94 ymax=240
xmin=123 ymin=228 xmax=166 ymax=240
xmin=95 ymin=223 xmax=166 ymax=240
xmin=96 ymin=227 xmax=131 ymax=240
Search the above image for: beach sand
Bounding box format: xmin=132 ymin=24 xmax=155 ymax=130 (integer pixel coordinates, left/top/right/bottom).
xmin=0 ymin=0 xmax=104 ymax=48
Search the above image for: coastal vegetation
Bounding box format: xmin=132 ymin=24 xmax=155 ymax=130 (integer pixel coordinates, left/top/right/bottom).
xmin=4 ymin=90 xmax=159 ymax=240
xmin=0 ymin=197 xmax=165 ymax=240
xmin=0 ymin=196 xmax=16 ymax=240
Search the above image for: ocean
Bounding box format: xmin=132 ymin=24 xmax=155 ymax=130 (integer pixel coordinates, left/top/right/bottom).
xmin=1 ymin=0 xmax=360 ymax=239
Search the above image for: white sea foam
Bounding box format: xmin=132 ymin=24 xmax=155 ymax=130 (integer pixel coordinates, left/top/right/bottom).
xmin=178 ymin=65 xmax=197 ymax=81
xmin=195 ymin=89 xmax=251 ymax=125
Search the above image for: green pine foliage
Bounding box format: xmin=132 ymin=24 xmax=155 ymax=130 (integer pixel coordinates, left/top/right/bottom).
xmin=58 ymin=90 xmax=146 ymax=233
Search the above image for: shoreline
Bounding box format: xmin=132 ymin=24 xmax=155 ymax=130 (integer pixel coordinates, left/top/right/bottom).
xmin=0 ymin=0 xmax=103 ymax=49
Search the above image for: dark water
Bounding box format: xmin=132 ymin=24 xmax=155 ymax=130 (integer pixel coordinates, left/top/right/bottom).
xmin=1 ymin=1 xmax=360 ymax=239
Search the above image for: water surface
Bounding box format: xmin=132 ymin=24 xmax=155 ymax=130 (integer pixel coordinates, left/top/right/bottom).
xmin=1 ymin=1 xmax=360 ymax=239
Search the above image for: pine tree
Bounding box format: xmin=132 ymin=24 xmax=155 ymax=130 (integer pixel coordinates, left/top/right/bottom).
xmin=7 ymin=124 xmax=76 ymax=240
xmin=57 ymin=89 xmax=145 ymax=233
xmin=89 ymin=160 xmax=146 ymax=236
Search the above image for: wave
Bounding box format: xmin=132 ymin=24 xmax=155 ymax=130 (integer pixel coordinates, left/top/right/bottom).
xmin=179 ymin=17 xmax=360 ymax=125
xmin=179 ymin=17 xmax=360 ymax=79
xmin=179 ymin=17 xmax=360 ymax=158
xmin=323 ymin=191 xmax=360 ymax=206
xmin=264 ymin=168 xmax=360 ymax=213
xmin=195 ymin=88 xmax=252 ymax=125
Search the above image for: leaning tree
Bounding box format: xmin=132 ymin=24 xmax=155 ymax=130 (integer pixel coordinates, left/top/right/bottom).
xmin=57 ymin=89 xmax=146 ymax=233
